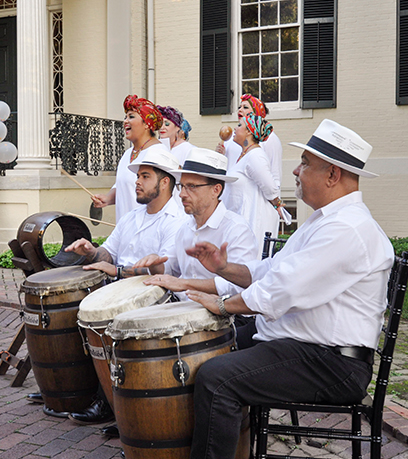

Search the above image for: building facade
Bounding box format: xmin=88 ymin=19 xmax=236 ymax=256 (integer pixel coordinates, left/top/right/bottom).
xmin=0 ymin=0 xmax=407 ymax=251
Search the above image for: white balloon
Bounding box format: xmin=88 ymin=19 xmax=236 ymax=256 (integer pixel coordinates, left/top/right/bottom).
xmin=0 ymin=101 xmax=11 ymax=122
xmin=0 ymin=142 xmax=18 ymax=164
xmin=0 ymin=122 xmax=7 ymax=141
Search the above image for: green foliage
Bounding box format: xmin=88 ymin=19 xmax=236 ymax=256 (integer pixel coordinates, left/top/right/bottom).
xmin=389 ymin=237 xmax=408 ymax=257
xmin=0 ymin=237 xmax=107 ymax=269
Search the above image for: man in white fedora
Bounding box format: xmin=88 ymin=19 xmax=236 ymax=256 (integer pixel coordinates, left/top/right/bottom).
xmin=63 ymin=145 xmax=185 ymax=427
xmin=133 ymin=147 xmax=258 ymax=300
xmin=183 ymin=119 xmax=394 ymax=459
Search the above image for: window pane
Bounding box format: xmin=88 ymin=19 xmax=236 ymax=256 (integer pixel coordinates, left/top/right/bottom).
xmin=260 ymin=2 xmax=277 ymax=26
xmin=281 ymin=52 xmax=298 ymax=76
xmin=262 ymin=29 xmax=278 ymax=53
xmin=242 ymin=55 xmax=259 ymax=79
xmin=262 ymin=54 xmax=278 ymax=77
xmin=242 ymin=80 xmax=260 ymax=98
xmin=242 ymin=0 xmax=257 ymax=3
xmin=241 ymin=4 xmax=258 ymax=28
xmin=242 ymin=31 xmax=259 ymax=54
xmin=281 ymin=27 xmax=298 ymax=51
xmin=261 ymin=79 xmax=278 ymax=102
xmin=280 ymin=0 xmax=297 ymax=24
xmin=281 ymin=77 xmax=298 ymax=101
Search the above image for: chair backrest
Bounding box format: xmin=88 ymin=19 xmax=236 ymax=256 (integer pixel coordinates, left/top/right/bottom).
xmin=261 ymin=232 xmax=288 ymax=260
xmin=371 ymin=251 xmax=408 ymax=423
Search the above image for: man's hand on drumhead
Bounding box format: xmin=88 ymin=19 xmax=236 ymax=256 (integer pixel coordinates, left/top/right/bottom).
xmin=186 ymin=290 xmax=220 ymax=315
xmin=65 ymin=238 xmax=97 ymax=257
xmin=83 ymin=261 xmax=116 ymax=276
xmin=185 ymin=242 xmax=228 ymax=274
xmin=133 ymin=254 xmax=168 ymax=275
xmin=143 ymin=274 xmax=185 ymax=292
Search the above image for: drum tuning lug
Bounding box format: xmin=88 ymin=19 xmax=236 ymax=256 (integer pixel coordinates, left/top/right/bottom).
xmin=41 ymin=312 xmax=50 ymax=328
xmin=112 ymin=363 xmax=125 ymax=386
xmin=172 ymin=359 xmax=190 ymax=386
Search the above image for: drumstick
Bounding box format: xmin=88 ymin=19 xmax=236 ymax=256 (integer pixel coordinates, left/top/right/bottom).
xmin=66 ymin=212 xmax=116 ymax=228
xmin=61 ymin=169 xmax=95 ymax=198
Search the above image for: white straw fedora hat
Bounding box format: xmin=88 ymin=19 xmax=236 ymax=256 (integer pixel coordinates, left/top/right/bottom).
xmin=169 ymin=148 xmax=238 ymax=183
xmin=128 ymin=143 xmax=179 ymax=174
xmin=289 ymin=119 xmax=378 ymax=178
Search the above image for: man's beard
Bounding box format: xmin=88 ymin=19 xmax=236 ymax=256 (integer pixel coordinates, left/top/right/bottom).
xmin=295 ymin=180 xmax=303 ymax=200
xmin=137 ymin=181 xmax=160 ymax=204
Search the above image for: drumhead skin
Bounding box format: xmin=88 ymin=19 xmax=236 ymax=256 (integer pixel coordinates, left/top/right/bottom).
xmin=106 ymin=301 xmax=232 ymax=340
xmin=78 ymin=275 xmax=166 ymax=324
xmin=21 ymin=266 xmax=106 ymax=296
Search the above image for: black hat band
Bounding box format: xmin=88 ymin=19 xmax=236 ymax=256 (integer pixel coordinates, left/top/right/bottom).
xmin=307 ymin=136 xmax=365 ymax=169
xmin=182 ymin=160 xmax=227 ymax=175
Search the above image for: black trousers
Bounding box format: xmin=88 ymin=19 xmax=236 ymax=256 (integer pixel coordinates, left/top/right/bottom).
xmin=189 ymin=322 xmax=373 ymax=459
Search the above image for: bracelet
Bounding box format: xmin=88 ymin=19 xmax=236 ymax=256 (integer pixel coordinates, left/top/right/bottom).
xmin=116 ymin=265 xmax=124 ymax=280
xmin=273 ymin=199 xmax=282 ymax=209
xmin=216 ymin=294 xmax=232 ymax=317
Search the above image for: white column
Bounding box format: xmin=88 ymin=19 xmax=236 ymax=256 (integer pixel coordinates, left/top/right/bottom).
xmin=16 ymin=0 xmax=51 ymax=169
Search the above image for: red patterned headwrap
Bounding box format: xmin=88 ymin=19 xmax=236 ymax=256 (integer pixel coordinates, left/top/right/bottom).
xmin=123 ymin=95 xmax=163 ymax=131
xmin=240 ymin=94 xmax=267 ymax=118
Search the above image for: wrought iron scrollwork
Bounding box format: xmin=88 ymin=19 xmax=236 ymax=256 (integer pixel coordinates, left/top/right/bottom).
xmin=49 ymin=112 xmax=126 ymax=176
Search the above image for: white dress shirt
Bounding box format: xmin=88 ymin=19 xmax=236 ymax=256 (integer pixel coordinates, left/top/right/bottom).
xmin=165 ymin=201 xmax=258 ymax=299
xmin=224 ymin=131 xmax=282 ymax=194
xmin=102 ymin=197 xmax=185 ymax=266
xmin=239 ymin=192 xmax=394 ymax=347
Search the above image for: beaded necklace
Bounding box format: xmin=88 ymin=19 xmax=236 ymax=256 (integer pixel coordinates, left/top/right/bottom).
xmin=236 ymin=143 xmax=257 ymax=163
xmin=130 ymin=138 xmax=152 ymax=163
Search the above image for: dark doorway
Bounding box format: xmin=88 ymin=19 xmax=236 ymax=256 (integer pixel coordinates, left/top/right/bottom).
xmin=0 ymin=15 xmax=17 ymax=148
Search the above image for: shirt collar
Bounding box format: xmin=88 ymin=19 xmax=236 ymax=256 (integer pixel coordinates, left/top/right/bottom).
xmin=188 ymin=200 xmax=227 ymax=231
xmin=314 ymin=191 xmax=363 ymax=219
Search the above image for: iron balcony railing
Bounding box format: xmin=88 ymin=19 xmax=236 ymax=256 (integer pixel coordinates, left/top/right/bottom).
xmin=49 ymin=112 xmax=126 ymax=175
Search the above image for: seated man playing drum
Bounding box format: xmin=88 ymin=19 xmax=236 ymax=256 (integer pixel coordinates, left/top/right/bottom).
xmin=133 ymin=148 xmax=259 ymax=300
xmin=61 ymin=146 xmax=186 ymax=428
xmin=182 ymin=120 xmax=394 ymax=459
xmin=65 ymin=145 xmax=185 ymax=280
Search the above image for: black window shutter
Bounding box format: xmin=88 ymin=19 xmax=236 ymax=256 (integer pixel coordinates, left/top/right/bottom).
xmin=200 ymin=0 xmax=231 ymax=115
xmin=397 ymin=0 xmax=408 ymax=105
xmin=301 ymin=0 xmax=337 ymax=109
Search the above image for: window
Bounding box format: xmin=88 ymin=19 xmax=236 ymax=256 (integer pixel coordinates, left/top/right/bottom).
xmin=397 ymin=0 xmax=408 ymax=105
xmin=51 ymin=10 xmax=63 ymax=112
xmin=239 ymin=0 xmax=299 ymax=105
xmin=0 ymin=0 xmax=16 ymax=10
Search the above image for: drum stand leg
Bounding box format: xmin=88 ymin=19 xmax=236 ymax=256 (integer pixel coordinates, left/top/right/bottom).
xmin=0 ymin=323 xmax=32 ymax=387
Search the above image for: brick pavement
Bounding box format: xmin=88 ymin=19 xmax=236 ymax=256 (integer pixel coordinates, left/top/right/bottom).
xmin=1 ymin=267 xmax=408 ymax=458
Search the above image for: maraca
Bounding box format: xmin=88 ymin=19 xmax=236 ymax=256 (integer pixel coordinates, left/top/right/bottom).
xmin=219 ymin=125 xmax=233 ymax=142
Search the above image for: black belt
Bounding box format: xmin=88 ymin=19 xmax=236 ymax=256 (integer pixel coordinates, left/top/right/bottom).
xmin=321 ymin=345 xmax=375 ymax=365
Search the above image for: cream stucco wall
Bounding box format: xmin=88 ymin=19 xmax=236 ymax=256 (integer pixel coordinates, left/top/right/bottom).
xmin=151 ymin=0 xmax=408 ymax=237
xmin=63 ymin=0 xmax=107 ymax=117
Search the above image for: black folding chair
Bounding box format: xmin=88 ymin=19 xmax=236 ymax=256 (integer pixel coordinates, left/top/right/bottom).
xmin=250 ymin=251 xmax=408 ymax=459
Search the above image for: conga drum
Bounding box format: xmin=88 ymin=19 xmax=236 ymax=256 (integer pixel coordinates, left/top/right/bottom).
xmin=21 ymin=266 xmax=105 ymax=415
xmin=77 ymin=275 xmax=166 ymax=408
xmin=106 ymin=301 xmax=250 ymax=459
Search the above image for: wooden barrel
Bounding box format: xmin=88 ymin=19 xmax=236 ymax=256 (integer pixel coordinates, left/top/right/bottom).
xmin=77 ymin=275 xmax=166 ymax=409
xmin=21 ymin=266 xmax=105 ymax=414
xmin=106 ymin=301 xmax=250 ymax=459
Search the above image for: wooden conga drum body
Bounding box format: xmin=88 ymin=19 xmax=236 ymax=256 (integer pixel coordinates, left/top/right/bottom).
xmin=21 ymin=266 xmax=105 ymax=414
xmin=106 ymin=302 xmax=250 ymax=459
xmin=77 ymin=276 xmax=166 ymax=409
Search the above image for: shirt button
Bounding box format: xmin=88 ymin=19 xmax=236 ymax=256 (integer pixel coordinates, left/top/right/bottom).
xmin=193 ymin=274 xmax=197 ymax=279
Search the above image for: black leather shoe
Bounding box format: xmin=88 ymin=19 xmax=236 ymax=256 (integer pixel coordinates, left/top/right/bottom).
xmin=43 ymin=405 xmax=70 ymax=418
xmin=68 ymin=398 xmax=114 ymax=425
xmin=26 ymin=392 xmax=44 ymax=404
xmin=101 ymin=424 xmax=119 ymax=438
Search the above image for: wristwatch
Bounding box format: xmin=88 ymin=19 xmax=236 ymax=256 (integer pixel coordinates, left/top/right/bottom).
xmin=116 ymin=265 xmax=124 ymax=281
xmin=217 ymin=294 xmax=232 ymax=317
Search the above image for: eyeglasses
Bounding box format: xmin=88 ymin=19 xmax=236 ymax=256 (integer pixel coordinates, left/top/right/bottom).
xmin=176 ymin=183 xmax=212 ymax=192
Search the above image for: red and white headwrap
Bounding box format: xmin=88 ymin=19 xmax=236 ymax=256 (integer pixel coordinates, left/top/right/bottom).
xmin=241 ymin=94 xmax=267 ymax=118
xmin=123 ymin=95 xmax=163 ymax=131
